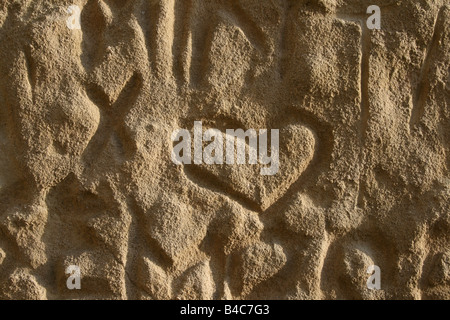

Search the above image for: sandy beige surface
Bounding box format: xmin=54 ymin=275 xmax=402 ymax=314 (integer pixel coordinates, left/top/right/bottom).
xmin=0 ymin=0 xmax=448 ymax=300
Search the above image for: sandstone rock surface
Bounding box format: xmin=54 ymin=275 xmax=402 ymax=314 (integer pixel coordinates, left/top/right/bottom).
xmin=0 ymin=0 xmax=448 ymax=299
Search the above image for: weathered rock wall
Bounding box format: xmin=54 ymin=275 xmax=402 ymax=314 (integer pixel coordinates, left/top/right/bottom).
xmin=0 ymin=0 xmax=448 ymax=300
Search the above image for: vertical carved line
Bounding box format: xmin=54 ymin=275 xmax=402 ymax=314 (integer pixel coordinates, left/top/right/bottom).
xmin=278 ymin=0 xmax=290 ymax=80
xmin=173 ymin=0 xmax=192 ymax=87
xmin=410 ymin=7 xmax=446 ymax=128
xmin=153 ymin=0 xmax=175 ymax=83
xmin=189 ymin=0 xmax=217 ymax=87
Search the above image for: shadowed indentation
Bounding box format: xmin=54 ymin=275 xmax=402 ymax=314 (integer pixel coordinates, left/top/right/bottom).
xmin=189 ymin=3 xmax=217 ymax=88
xmin=138 ymin=0 xmax=160 ymax=75
xmin=172 ymin=0 xmax=193 ymax=87
xmin=410 ymin=6 xmax=447 ymax=128
xmin=81 ymin=0 xmax=109 ymax=71
xmin=184 ymin=164 xmax=263 ymax=213
xmin=23 ymin=46 xmax=36 ymax=93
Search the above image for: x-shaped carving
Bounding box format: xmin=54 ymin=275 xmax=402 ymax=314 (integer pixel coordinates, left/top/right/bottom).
xmin=82 ymin=72 xmax=143 ymax=167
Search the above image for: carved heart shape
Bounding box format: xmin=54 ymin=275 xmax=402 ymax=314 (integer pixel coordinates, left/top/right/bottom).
xmin=184 ymin=122 xmax=317 ymax=211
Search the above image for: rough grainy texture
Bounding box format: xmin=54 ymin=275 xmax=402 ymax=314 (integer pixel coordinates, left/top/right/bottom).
xmin=0 ymin=0 xmax=448 ymax=300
